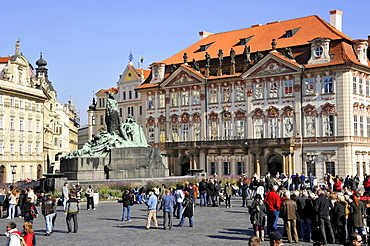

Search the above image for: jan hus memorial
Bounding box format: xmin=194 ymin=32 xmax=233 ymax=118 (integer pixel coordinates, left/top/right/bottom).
xmin=60 ymin=92 xmax=168 ymax=180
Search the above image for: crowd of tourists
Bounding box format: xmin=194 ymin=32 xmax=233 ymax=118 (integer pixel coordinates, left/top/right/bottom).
xmin=3 ymin=172 xmax=370 ymax=245
xmin=3 ymin=181 xmax=87 ymax=246
xmin=120 ymin=173 xmax=370 ymax=246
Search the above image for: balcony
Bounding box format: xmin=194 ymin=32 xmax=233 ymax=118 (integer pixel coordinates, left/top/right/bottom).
xmin=165 ymin=137 xmax=295 ymax=149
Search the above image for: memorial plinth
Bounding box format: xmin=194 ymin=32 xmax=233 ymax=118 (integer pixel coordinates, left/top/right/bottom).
xmin=61 ymin=147 xmax=168 ymax=180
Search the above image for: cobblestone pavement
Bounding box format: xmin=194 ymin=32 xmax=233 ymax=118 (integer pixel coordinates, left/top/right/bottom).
xmin=0 ymin=197 xmax=343 ymax=246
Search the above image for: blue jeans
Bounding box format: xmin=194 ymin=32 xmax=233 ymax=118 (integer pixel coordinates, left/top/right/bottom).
xmin=300 ymin=218 xmax=312 ymax=241
xmin=122 ymin=206 xmax=131 ymax=221
xmin=45 ymin=213 xmax=55 ymax=234
xmin=63 ymin=198 xmax=68 ymax=212
xmin=267 ymin=210 xmax=280 ymax=234
xmin=176 ymin=202 xmax=183 ymax=219
xmin=200 ymin=193 xmax=207 ymax=207
xmin=8 ymin=204 xmax=15 ymax=218
xmin=179 ymin=216 xmax=194 ymax=226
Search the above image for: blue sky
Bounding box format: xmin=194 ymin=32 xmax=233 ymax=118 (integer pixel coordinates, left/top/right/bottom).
xmin=1 ymin=1 xmax=369 ymax=125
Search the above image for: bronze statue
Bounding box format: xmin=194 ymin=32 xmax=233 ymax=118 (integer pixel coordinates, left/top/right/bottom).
xmin=63 ymin=94 xmax=148 ymax=159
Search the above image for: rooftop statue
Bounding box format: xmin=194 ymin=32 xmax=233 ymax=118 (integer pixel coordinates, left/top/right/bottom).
xmin=63 ymin=93 xmax=148 ymax=159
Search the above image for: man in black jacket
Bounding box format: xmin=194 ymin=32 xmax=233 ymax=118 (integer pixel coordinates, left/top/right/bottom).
xmin=198 ymin=179 xmax=208 ymax=207
xmin=315 ymin=190 xmax=335 ymax=244
xmin=42 ymin=195 xmax=56 ymax=236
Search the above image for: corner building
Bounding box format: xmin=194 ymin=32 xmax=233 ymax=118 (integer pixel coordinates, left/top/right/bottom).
xmin=136 ymin=10 xmax=370 ymax=180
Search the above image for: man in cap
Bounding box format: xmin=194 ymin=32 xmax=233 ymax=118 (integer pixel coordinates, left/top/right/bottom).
xmin=269 ymin=231 xmax=284 ymax=246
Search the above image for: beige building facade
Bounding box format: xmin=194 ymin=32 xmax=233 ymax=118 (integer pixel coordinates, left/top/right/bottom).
xmin=136 ymin=11 xmax=370 ymax=180
xmin=0 ymin=41 xmax=79 ymax=183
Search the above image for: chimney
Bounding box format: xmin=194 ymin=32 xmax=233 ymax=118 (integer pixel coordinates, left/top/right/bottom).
xmin=330 ymin=10 xmax=343 ymax=32
xmin=199 ymin=31 xmax=213 ymax=40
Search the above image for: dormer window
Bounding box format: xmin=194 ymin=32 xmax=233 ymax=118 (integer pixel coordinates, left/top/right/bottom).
xmin=284 ymin=27 xmax=300 ymax=38
xmin=315 ymin=46 xmax=323 ymax=57
xmin=307 ymin=38 xmax=331 ymax=65
xmin=198 ymin=43 xmax=213 ymax=52
xmin=353 ymin=40 xmax=369 ymax=66
xmin=238 ymin=36 xmax=254 ymax=46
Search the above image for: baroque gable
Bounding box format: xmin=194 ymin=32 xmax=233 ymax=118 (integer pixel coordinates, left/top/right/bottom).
xmin=242 ymin=52 xmax=301 ymax=78
xmin=121 ymin=66 xmax=141 ymax=82
xmin=165 ymin=70 xmax=202 ymax=87
xmin=249 ymin=59 xmax=296 ymax=76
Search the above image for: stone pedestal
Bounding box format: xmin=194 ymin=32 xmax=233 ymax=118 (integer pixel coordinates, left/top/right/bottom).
xmin=60 ymin=147 xmax=169 ymax=180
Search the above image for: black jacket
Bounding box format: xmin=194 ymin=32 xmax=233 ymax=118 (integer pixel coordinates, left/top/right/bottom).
xmin=42 ymin=198 xmax=55 ymax=216
xmin=315 ymin=194 xmax=332 ymax=217
xmin=199 ymin=181 xmax=207 ymax=195
xmin=333 ymin=201 xmax=346 ymax=226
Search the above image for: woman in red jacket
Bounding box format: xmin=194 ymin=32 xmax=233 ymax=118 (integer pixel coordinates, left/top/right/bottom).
xmin=23 ymin=222 xmax=36 ymax=246
xmin=333 ymin=178 xmax=342 ymax=192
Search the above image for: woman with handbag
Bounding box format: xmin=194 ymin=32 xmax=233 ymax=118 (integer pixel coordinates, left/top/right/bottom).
xmin=178 ymin=191 xmax=194 ymax=227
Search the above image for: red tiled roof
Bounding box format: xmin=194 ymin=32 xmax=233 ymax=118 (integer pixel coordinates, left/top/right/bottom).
xmin=99 ymin=87 xmax=118 ymax=94
xmin=268 ymin=51 xmax=301 ymax=68
xmin=127 ymin=65 xmax=151 ymax=79
xmin=162 ymin=15 xmax=351 ymax=65
xmin=305 ymin=41 xmax=361 ymax=68
xmin=0 ymin=57 xmax=10 ymax=63
xmin=135 ymin=83 xmax=159 ymax=90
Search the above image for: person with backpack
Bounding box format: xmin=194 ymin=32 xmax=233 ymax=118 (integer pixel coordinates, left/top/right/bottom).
xmin=5 ymin=222 xmax=22 ymax=246
xmin=23 ymin=221 xmax=36 ymax=246
xmin=22 ymin=197 xmax=38 ymax=224
xmin=178 ymin=191 xmax=194 ymax=227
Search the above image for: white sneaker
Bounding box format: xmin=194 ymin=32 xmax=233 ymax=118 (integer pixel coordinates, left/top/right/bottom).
xmin=6 ymin=217 xmax=10 ymax=220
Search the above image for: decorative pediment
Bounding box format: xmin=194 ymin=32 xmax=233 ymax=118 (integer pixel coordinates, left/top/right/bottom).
xmin=121 ymin=66 xmax=141 ymax=82
xmin=180 ymin=113 xmax=190 ymax=123
xmin=321 ymin=103 xmax=337 ymax=115
xmin=157 ymin=115 xmax=166 ymax=125
xmin=250 ymin=59 xmax=295 ymax=76
xmin=221 ymin=110 xmax=232 ymax=121
xmin=146 ymin=117 xmax=155 ymax=127
xmin=303 ymin=104 xmax=317 ymax=116
xmin=170 ymin=114 xmax=179 ymax=124
xmin=161 ymin=65 xmax=205 ymax=88
xmin=281 ymin=106 xmax=294 ymax=117
xmin=252 ymin=108 xmax=264 ymax=119
xmin=208 ymin=111 xmax=219 ymax=123
xmin=267 ymin=106 xmax=279 ymax=118
xmin=191 ymin=112 xmax=201 ymax=123
xmin=234 ymin=109 xmax=246 ymax=121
